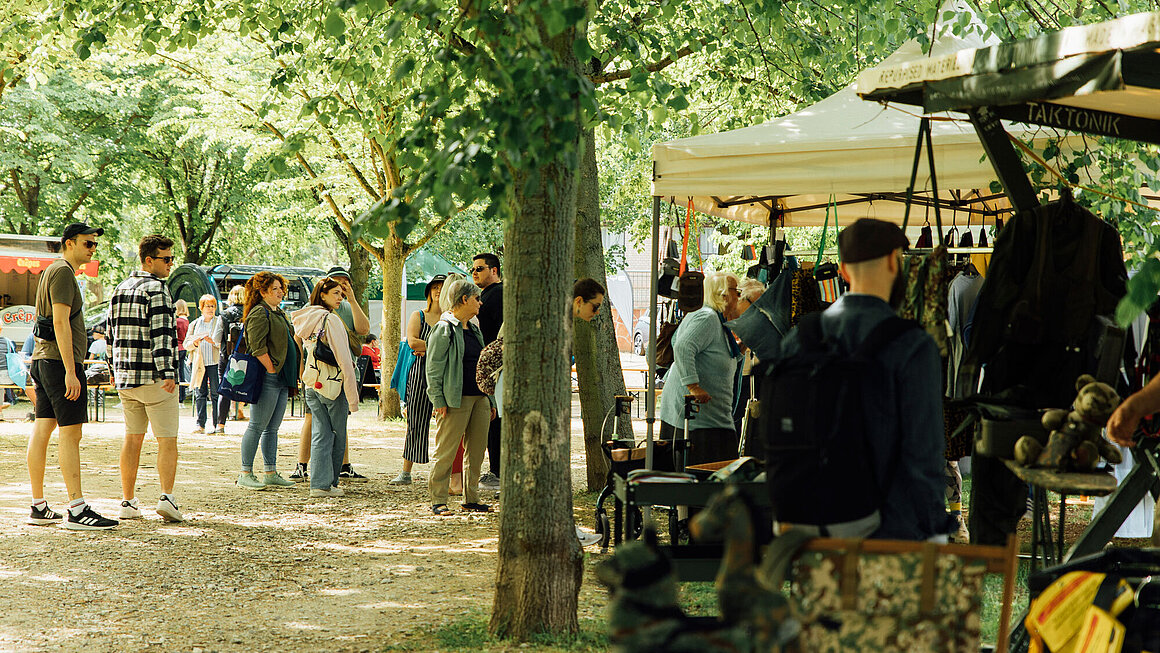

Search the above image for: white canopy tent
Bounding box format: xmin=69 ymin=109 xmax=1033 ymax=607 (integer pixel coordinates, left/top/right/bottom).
xmin=649 ymin=1 xmax=1079 ymax=227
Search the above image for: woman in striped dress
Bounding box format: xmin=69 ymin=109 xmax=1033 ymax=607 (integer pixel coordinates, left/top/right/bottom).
xmin=391 ymin=275 xmax=447 ymax=485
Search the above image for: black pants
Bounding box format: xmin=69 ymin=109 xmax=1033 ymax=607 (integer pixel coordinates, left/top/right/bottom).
xmin=968 ymin=453 xmax=1028 ymax=545
xmin=177 ymin=350 xmax=187 ymax=402
xmin=487 ymin=417 xmax=501 ymax=475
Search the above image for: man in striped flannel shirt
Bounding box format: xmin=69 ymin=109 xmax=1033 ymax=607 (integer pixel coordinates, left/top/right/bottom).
xmin=108 ymin=234 xmax=184 ymax=523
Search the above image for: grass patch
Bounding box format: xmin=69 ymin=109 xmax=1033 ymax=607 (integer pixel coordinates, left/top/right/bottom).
xmin=981 ymin=558 xmax=1030 ymax=645
xmin=415 ymin=609 xmax=609 ymax=652
xmin=680 ymin=581 xmax=720 ymax=616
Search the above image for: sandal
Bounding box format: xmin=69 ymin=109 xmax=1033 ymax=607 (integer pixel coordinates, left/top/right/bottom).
xmin=432 ymin=504 xmax=453 ymax=516
xmin=461 ymin=502 xmax=493 ymax=513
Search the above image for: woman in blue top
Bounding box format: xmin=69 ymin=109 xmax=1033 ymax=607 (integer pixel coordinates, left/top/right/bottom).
xmin=659 ymin=271 xmax=742 ymax=466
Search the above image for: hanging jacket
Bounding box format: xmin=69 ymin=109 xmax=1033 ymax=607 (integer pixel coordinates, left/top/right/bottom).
xmin=957 ymin=199 xmax=1127 ymax=408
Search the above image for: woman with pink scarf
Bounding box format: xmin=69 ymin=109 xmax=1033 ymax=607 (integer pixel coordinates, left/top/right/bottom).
xmin=292 ymin=278 xmax=360 ymax=497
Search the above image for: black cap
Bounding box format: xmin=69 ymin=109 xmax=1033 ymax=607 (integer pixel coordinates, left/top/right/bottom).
xmin=326 ymin=266 xmax=351 ymax=279
xmin=838 ymin=218 xmax=909 ymax=263
xmin=425 ymin=274 xmax=447 ymax=299
xmin=61 ymin=222 xmax=103 ymax=244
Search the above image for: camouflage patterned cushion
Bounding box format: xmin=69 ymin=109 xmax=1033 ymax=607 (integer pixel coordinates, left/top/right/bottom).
xmin=789 ymin=548 xmax=987 ymax=652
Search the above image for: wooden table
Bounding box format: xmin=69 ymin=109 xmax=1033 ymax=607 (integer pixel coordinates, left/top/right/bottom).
xmin=1003 ymin=460 xmax=1116 ymax=570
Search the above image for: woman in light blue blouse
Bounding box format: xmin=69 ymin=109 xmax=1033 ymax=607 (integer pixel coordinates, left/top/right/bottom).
xmin=659 ymin=271 xmax=742 ymax=466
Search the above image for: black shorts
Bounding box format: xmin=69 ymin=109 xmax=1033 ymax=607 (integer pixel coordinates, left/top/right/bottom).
xmin=30 ymin=359 xmax=88 ymax=427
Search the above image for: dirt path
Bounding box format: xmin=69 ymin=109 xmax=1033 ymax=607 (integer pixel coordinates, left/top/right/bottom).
xmin=0 ymin=398 xmax=614 ymax=652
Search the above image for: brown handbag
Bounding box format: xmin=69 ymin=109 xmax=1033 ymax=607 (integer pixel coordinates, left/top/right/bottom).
xmin=655 ymin=322 xmax=678 ymax=369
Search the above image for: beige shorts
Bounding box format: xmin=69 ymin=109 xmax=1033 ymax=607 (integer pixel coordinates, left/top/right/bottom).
xmin=118 ymin=381 xmax=180 ymax=438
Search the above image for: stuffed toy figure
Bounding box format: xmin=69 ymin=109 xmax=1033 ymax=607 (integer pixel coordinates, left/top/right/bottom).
xmin=1014 ymin=374 xmax=1123 ymax=472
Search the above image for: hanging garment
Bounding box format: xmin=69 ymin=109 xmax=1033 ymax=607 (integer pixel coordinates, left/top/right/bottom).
xmin=946 ymin=270 xmax=985 ymax=399
xmin=920 ymin=246 xmax=951 ymax=358
xmin=958 ymin=198 xmax=1127 ymax=408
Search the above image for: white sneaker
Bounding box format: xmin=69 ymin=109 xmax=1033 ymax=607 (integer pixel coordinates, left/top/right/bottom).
xmin=309 ymin=486 xmax=345 ymax=497
xmin=576 ymin=526 xmax=602 ymax=547
xmin=157 ymin=496 xmax=184 ymax=523
xmin=119 ymin=500 xmax=143 ymax=520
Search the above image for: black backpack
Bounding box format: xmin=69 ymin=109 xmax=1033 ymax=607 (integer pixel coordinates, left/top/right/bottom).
xmin=759 ymin=312 xmax=919 ymax=530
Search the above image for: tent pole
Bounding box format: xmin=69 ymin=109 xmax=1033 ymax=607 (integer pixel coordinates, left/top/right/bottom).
xmin=902 ymin=118 xmax=926 ymax=235
xmin=967 ymin=106 xmax=1040 ymax=212
xmin=646 ymin=195 xmax=660 ymax=472
xmin=924 ymin=119 xmax=945 ymax=245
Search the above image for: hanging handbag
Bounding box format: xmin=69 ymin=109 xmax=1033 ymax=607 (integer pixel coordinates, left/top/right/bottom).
xmin=313 ymin=326 xmax=339 ymax=367
xmin=814 ymin=195 xmax=844 ymax=304
xmin=657 ymin=256 xmax=681 ymax=299
xmin=676 ymin=271 xmax=704 ymax=313
xmin=218 ymin=324 xmax=265 ymax=403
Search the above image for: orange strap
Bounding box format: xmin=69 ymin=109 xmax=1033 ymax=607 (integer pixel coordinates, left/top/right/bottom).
xmin=680 ymin=199 xmax=693 ymax=274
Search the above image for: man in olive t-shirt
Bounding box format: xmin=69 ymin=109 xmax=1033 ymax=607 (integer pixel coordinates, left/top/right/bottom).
xmin=26 ymin=222 xmax=118 ymax=531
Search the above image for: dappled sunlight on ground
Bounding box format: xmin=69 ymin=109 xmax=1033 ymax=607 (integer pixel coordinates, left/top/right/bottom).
xmin=0 ymin=395 xmax=612 ymax=651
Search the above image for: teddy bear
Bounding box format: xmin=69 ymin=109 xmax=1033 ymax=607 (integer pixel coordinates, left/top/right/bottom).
xmin=1013 ymin=374 xmax=1123 ymax=472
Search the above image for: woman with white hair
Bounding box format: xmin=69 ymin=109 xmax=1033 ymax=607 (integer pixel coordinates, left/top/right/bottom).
xmin=184 ymin=294 xmax=221 ymax=434
xmin=425 ymin=278 xmax=494 ymax=515
xmin=658 ymin=271 xmax=743 ymax=466
xmin=213 ymin=285 xmax=247 ymax=429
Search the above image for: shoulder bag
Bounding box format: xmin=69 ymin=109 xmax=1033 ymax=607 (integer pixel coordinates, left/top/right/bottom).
xmin=303 ymin=325 xmax=343 ymax=400
xmin=218 ymin=322 xmax=265 ymax=403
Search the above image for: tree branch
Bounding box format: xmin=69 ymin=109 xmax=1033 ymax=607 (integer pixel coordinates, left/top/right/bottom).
xmin=8 ymin=170 xmax=27 ymax=211
xmin=589 ymin=41 xmax=704 ymax=85
xmin=407 ymin=212 xmax=456 ymax=253
xmin=152 ymin=52 xmax=381 ymax=259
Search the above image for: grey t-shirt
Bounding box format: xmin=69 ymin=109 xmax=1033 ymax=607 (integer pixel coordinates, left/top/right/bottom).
xmin=32 ymin=258 xmax=86 ymax=364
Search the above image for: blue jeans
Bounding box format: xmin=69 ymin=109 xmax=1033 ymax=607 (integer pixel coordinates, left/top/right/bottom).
xmin=305 ymin=389 xmax=348 ymax=490
xmin=240 ymin=372 xmax=288 ymax=472
xmin=194 ymin=364 xmax=220 ymax=428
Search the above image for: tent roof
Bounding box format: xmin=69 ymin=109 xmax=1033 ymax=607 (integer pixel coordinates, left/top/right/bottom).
xmin=857 ymin=11 xmax=1160 ymax=144
xmin=404 ymin=249 xmax=465 ymax=282
xmin=650 ymin=1 xmax=1073 ymax=227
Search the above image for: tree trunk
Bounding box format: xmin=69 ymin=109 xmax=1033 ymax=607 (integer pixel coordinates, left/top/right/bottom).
xmin=489 ymin=24 xmax=584 ymax=640
xmin=377 ymin=233 xmax=403 ymax=419
xmin=347 ymin=241 xmax=373 ymax=315
xmin=573 ymin=124 xmax=630 ymax=491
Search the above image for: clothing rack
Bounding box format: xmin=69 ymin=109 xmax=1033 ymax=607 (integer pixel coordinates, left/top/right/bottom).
xmin=787 ymin=247 xmax=995 ymax=258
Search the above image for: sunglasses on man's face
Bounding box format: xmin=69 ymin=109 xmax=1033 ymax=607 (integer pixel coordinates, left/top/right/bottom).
xmin=150 ymin=256 xmax=176 ymax=264
xmin=74 ymin=239 xmax=98 ymax=249
xmin=472 ymin=266 xmax=490 ymax=273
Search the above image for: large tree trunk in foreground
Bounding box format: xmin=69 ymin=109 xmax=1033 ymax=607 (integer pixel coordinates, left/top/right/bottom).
xmin=377 ymin=233 xmax=404 ymax=419
xmin=490 ymin=23 xmax=584 ymax=641
xmin=574 ymin=124 xmax=630 ymax=491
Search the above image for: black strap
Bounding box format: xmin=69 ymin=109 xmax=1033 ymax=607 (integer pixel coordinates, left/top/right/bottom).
xmin=798 ymin=312 xmax=918 ymax=357
xmin=855 ymin=316 xmax=921 ymax=358
xmin=797 ymin=311 xmax=825 ymax=349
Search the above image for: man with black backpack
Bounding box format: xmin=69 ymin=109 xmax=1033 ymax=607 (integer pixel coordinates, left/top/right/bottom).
xmin=763 ymin=218 xmax=953 ymax=541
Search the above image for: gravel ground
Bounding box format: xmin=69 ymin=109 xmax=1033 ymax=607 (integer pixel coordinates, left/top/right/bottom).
xmin=0 ymin=396 xmax=614 ymax=652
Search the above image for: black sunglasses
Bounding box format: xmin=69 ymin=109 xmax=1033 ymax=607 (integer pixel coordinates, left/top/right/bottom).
xmin=472 ymin=265 xmax=490 ymax=273
xmin=150 ymin=255 xmax=176 ymax=264
xmin=74 ymin=239 xmax=98 ymax=249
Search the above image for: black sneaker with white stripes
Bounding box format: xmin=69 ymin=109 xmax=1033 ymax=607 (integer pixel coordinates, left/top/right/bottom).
xmin=338 ymin=464 xmax=368 ymax=483
xmin=63 ymin=506 xmax=118 ymax=531
xmin=28 ymin=504 xmax=64 ymax=526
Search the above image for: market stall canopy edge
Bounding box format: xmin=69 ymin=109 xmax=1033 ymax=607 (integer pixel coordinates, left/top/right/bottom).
xmin=857 ymin=11 xmax=1160 ymax=135
xmin=648 ymin=0 xmax=1083 ymax=227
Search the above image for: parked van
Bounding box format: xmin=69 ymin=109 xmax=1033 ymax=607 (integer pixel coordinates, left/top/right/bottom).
xmin=167 ymin=264 xmax=326 ymax=312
